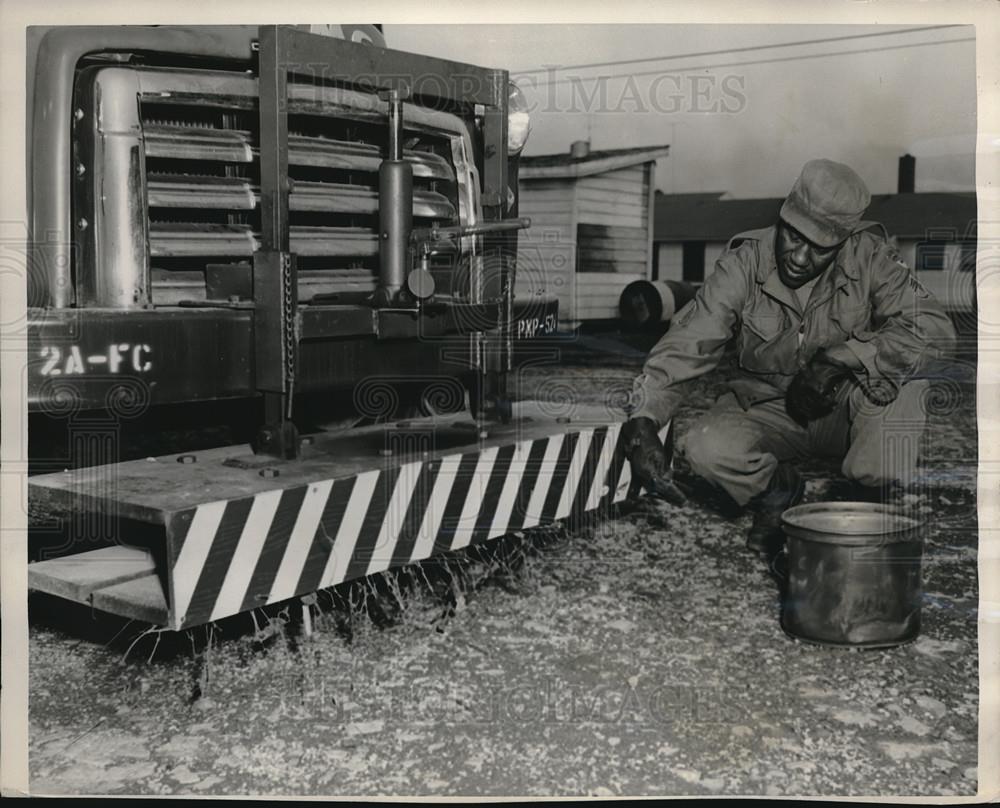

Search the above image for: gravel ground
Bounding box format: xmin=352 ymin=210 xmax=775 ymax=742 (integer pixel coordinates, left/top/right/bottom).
xmin=27 ymin=337 xmax=980 ymax=797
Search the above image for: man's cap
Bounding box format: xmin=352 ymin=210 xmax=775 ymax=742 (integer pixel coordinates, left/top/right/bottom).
xmin=779 ymin=159 xmax=871 ymax=248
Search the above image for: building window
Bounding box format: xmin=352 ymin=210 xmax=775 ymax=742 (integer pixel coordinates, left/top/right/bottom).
xmin=682 ymin=242 xmax=705 ymax=283
xmin=915 ymin=240 xmax=948 ymax=271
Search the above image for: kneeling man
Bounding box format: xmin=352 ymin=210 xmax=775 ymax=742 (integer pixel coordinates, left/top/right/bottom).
xmin=625 ymin=159 xmax=956 ymax=555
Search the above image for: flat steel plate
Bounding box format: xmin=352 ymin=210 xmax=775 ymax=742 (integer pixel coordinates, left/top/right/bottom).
xmin=29 ymin=402 xmax=623 ymax=524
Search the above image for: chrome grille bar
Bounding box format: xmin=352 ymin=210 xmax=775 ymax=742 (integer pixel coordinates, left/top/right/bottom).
xmin=144 ymin=126 xmax=453 ymax=180
xmin=147 ymin=176 xmax=456 ymax=219
xmin=149 ymin=224 xmax=379 ymax=258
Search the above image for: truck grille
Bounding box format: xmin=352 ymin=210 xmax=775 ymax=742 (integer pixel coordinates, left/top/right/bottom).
xmin=75 ymin=66 xmax=477 ymax=306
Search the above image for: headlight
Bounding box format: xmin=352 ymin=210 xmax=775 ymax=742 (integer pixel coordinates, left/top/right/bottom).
xmin=507 ymin=82 xmax=531 ymax=155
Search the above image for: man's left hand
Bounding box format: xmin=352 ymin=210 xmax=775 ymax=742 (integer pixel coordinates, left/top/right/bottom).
xmin=785 ymin=348 xmax=854 ymax=427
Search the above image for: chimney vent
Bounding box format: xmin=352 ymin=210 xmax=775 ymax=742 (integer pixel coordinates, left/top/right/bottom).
xmin=898 ymin=153 xmax=916 ymax=194
xmin=570 ymin=140 xmax=590 ymax=159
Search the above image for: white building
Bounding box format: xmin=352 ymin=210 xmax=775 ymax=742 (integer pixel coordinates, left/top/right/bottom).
xmin=515 ymin=141 xmax=669 ymax=326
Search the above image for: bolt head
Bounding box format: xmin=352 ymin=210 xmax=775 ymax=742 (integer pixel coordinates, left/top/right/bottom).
xmin=260 ymin=468 xmax=279 ymax=479
xmin=177 ymin=455 xmax=196 ymax=464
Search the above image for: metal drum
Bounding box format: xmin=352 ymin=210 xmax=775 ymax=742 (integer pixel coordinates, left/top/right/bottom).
xmin=618 ymin=280 xmax=697 ymax=331
xmin=779 ymin=502 xmax=924 ymax=649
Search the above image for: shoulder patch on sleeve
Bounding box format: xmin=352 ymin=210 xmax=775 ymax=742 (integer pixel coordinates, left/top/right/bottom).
xmin=908 ymin=273 xmax=931 ymax=299
xmin=887 ymin=247 xmax=908 ymax=269
xmin=873 ymin=238 xmax=911 ymax=273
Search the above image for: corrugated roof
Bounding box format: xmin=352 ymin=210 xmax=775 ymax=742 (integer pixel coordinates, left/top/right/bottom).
xmin=654 ymin=191 xmax=976 ymax=242
xmin=520 ymin=144 xmax=670 ymax=179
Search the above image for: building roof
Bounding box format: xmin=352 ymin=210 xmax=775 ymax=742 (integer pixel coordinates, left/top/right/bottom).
xmin=654 ymin=191 xmax=977 ymax=242
xmin=654 ymin=194 xmax=782 ymax=241
xmin=520 ymin=144 xmax=670 ymax=180
xmin=868 ymin=193 xmax=977 ymax=240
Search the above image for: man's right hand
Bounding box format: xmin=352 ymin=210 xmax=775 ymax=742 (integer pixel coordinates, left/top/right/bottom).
xmin=785 ymin=348 xmax=853 ymax=427
xmin=622 ymin=417 xmax=687 ymax=506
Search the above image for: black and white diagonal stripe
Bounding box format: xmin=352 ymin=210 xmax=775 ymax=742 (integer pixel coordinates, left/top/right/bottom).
xmin=166 ymin=422 xmax=644 ymax=629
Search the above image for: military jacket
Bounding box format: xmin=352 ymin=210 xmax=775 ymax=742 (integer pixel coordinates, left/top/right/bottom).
xmin=630 ymin=224 xmax=957 ymax=425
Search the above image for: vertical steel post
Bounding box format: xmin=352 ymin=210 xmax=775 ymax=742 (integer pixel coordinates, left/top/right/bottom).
xmin=481 ymin=71 xmax=509 ymax=222
xmin=258 ymin=26 xmax=290 ymax=257
xmin=253 ymin=25 xmax=299 ymax=458
xmin=478 ymin=71 xmax=512 ymax=419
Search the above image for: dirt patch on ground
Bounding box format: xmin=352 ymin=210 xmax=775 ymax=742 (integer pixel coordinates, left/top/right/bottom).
xmin=28 ymin=350 xmax=980 ymax=797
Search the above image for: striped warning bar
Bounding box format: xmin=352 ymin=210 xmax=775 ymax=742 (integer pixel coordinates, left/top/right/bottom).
xmin=164 ymin=419 xmax=666 ymax=629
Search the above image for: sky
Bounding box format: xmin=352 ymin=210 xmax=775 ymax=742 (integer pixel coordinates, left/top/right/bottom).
xmin=386 ymin=24 xmax=977 ymax=199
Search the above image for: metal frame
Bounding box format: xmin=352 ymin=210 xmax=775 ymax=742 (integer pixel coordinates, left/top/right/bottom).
xmin=253 ymin=28 xmax=298 ymax=456
xmin=246 ymin=26 xmax=513 ymax=455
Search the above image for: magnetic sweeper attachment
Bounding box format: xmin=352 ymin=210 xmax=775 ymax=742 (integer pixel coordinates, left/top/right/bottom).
xmin=28 ymin=403 xmax=666 ymax=630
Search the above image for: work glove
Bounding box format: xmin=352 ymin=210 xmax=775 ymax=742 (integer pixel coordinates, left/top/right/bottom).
xmin=622 ymin=417 xmax=687 ymax=506
xmin=785 ymin=348 xmax=854 ymax=427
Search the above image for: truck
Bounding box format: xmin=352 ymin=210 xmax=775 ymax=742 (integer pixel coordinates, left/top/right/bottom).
xmin=25 ymin=24 xmax=653 ymax=631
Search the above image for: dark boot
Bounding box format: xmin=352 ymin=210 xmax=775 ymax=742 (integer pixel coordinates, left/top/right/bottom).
xmin=745 ymin=463 xmax=805 ymax=556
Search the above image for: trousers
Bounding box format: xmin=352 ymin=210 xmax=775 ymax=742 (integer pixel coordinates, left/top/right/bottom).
xmin=677 ymin=379 xmax=931 ymax=507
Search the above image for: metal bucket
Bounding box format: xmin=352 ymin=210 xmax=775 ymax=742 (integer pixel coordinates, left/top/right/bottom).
xmin=779 ymin=501 xmax=924 ymax=649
